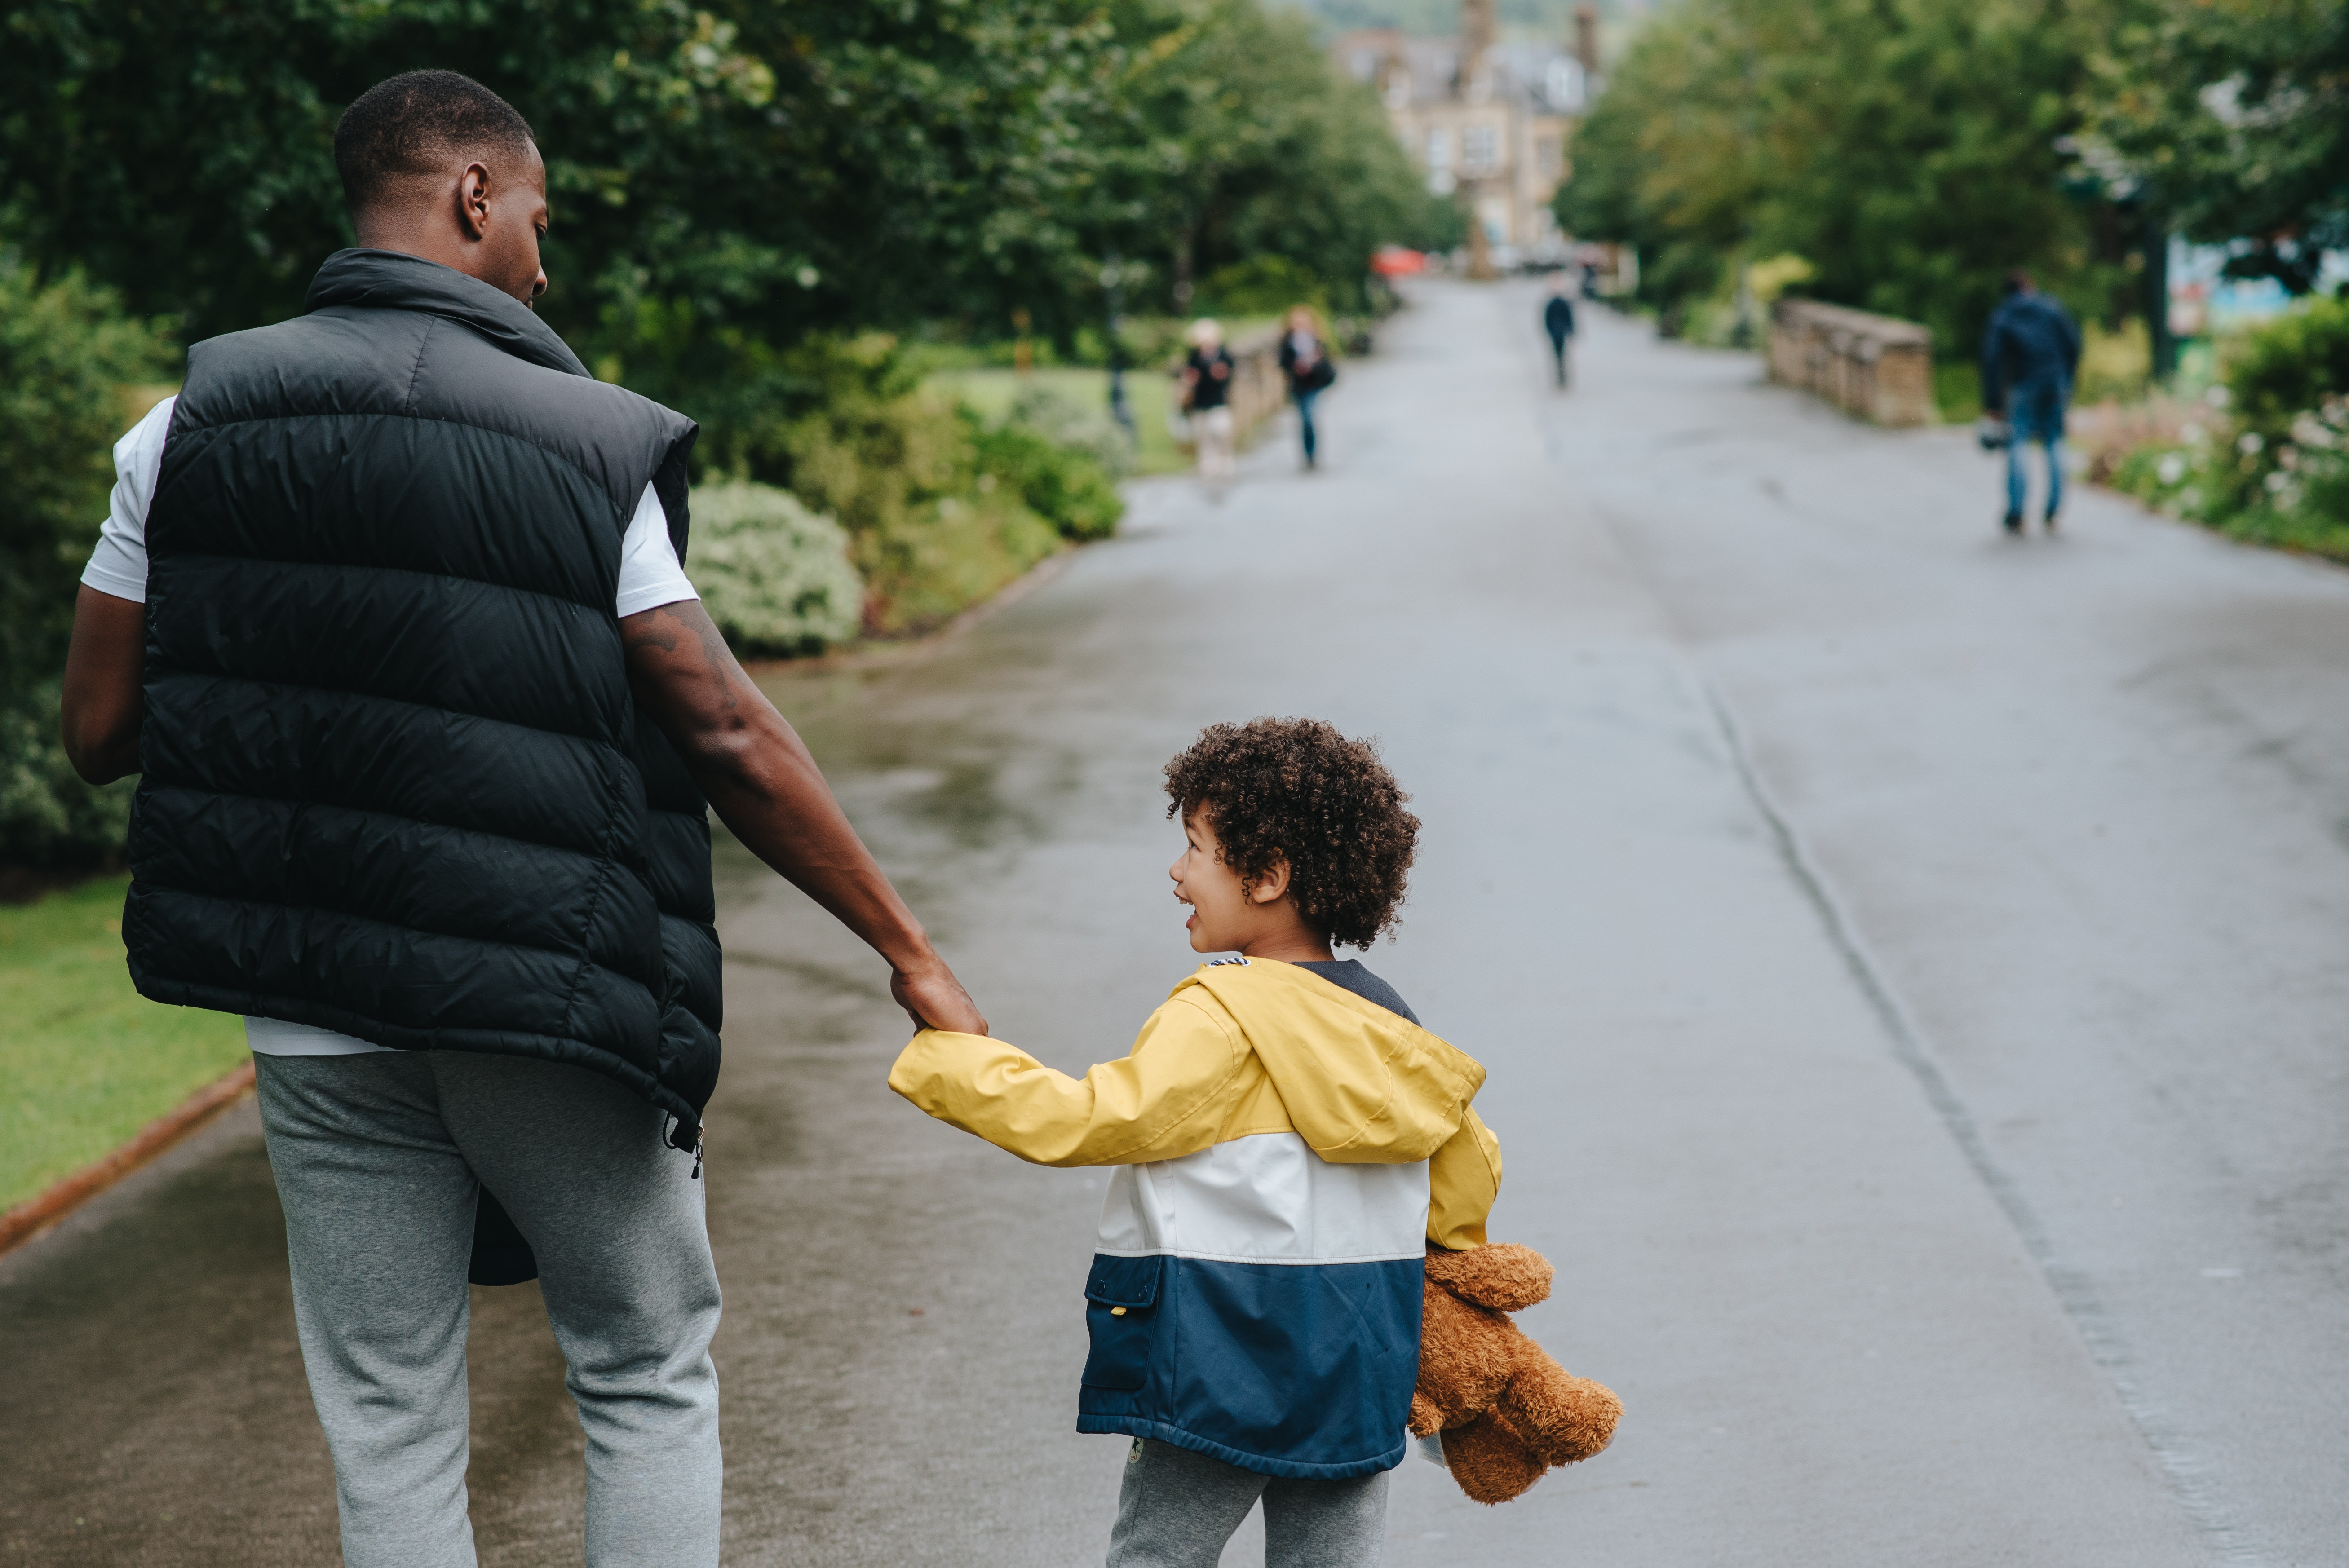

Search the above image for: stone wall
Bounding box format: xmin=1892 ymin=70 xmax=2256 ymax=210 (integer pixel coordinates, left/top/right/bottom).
xmin=1768 ymin=299 xmax=1936 ymax=427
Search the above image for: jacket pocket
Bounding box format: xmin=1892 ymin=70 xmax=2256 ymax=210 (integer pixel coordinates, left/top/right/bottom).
xmin=1081 ymin=1254 xmax=1164 ymax=1391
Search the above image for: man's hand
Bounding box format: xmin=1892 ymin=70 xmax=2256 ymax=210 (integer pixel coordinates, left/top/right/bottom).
xmin=622 ymin=596 xmax=986 ymax=1035
xmin=892 ymin=956 xmax=986 ymax=1036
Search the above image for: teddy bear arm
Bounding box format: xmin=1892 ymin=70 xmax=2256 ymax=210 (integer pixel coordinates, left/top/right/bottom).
xmin=1498 ymin=1359 xmax=1623 ymax=1467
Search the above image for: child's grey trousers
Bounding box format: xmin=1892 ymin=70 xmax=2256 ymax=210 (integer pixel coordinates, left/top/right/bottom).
xmin=254 ymin=1051 xmax=723 ymax=1568
xmin=1108 ymin=1438 xmax=1390 ymax=1567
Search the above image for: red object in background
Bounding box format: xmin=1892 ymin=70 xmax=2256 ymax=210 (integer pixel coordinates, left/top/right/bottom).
xmin=1371 ymin=247 xmax=1427 ymax=278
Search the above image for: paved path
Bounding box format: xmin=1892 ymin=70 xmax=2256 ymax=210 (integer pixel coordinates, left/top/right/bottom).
xmin=5 ymin=281 xmax=2343 ymax=1567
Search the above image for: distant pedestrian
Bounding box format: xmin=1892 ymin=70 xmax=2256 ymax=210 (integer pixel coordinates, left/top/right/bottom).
xmin=1980 ymin=268 xmax=2081 ymax=534
xmin=1183 ymin=318 xmax=1237 ymax=486
xmin=890 ymin=717 xmax=1501 ymax=1568
xmin=1277 ymin=305 xmax=1337 ymax=470
xmin=1543 ymin=273 xmax=1578 ymax=388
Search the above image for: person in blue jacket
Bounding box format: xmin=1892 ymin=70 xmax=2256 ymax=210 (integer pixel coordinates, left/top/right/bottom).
xmin=1542 ymin=273 xmax=1578 ymax=388
xmin=892 ymin=718 xmax=1503 ymax=1568
xmin=1981 ymin=269 xmax=2082 ymax=535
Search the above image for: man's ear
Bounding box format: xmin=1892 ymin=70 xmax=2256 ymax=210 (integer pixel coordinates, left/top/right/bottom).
xmin=456 ymin=162 xmax=494 ymax=241
xmin=1250 ymin=855 xmax=1292 ymax=905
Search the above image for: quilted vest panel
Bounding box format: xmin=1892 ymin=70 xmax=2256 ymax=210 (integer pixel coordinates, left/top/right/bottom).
xmin=124 ymin=249 xmax=722 ymax=1143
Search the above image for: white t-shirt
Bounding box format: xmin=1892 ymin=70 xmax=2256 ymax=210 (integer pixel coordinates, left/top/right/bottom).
xmin=83 ymin=394 xmax=702 ymax=1056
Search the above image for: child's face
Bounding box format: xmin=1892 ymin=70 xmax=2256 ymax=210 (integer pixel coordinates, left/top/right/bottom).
xmin=1169 ymin=808 xmax=1307 ymax=956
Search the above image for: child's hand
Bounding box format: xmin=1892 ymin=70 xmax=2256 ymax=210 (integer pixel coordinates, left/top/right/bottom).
xmin=893 ymin=956 xmax=988 ymax=1036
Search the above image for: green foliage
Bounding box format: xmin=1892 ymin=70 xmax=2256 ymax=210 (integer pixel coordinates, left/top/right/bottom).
xmin=686 ymin=482 xmax=863 ymax=659
xmin=2107 ymin=298 xmax=2349 ymax=558
xmin=2227 ymin=300 xmax=2349 ymax=437
xmin=2080 ymin=0 xmax=2349 ymax=292
xmin=1197 ymin=256 xmax=1330 ymax=317
xmin=0 ymin=0 xmax=1108 ymax=353
xmin=0 ymin=0 xmax=1434 ymax=371
xmin=1557 ymin=0 xmax=2123 ymax=354
xmin=1006 ymin=381 xmax=1139 ymax=478
xmin=1081 ymin=0 xmax=1451 ymax=319
xmin=0 ymin=679 xmax=135 ymax=870
xmin=968 ymin=408 xmax=1127 ymax=542
xmin=0 ymin=259 xmax=167 ymax=868
xmin=2076 ymin=318 xmax=2152 ymax=406
xmin=0 ymin=259 xmax=168 ymax=698
xmin=930 ymin=365 xmax=1192 ymax=475
xmin=767 ymin=336 xmax=1065 ymax=635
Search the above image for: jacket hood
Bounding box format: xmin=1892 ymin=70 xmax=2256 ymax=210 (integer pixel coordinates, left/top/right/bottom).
xmin=1178 ymin=959 xmax=1484 ymax=1164
xmin=304 ymin=248 xmax=590 ymax=380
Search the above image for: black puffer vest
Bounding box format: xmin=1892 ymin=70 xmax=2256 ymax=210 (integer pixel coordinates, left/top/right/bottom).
xmin=125 ymin=249 xmax=721 ymax=1148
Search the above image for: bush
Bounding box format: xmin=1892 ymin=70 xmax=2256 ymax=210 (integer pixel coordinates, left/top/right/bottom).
xmin=774 ymin=335 xmax=1066 ymax=636
xmin=0 ymin=256 xmax=170 ymax=869
xmin=969 ymin=415 xmax=1124 ymax=543
xmin=2076 ymin=319 xmax=2152 ymax=406
xmin=0 ymin=679 xmax=134 ymax=869
xmin=1197 ymin=256 xmax=1327 ymax=318
xmin=2106 ymin=299 xmax=2349 ymax=559
xmin=686 ymin=482 xmax=863 ymax=658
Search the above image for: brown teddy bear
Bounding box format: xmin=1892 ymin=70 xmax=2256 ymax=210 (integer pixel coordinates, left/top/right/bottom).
xmin=1409 ymin=1242 xmax=1622 ymax=1503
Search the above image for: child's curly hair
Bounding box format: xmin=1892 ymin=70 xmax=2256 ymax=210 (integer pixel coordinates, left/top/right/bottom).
xmin=1163 ymin=717 xmax=1419 ymax=950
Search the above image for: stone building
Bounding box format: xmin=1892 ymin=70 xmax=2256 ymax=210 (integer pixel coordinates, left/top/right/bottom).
xmin=1332 ymin=2 xmax=1601 ymax=272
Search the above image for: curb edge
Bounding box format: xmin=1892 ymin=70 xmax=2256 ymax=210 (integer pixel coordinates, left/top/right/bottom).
xmin=0 ymin=1059 xmax=257 ymax=1259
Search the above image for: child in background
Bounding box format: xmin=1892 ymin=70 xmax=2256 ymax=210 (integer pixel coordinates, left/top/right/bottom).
xmin=890 ymin=718 xmax=1502 ymax=1568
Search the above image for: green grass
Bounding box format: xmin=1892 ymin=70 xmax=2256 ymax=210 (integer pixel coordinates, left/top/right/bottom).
xmin=0 ymin=875 xmax=247 ymax=1209
xmin=928 ymin=366 xmax=1194 ymax=477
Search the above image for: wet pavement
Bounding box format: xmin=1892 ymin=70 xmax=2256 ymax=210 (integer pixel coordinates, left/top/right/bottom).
xmin=5 ymin=279 xmax=2344 ymax=1566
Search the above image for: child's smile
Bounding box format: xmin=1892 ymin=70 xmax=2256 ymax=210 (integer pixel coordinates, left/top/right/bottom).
xmin=1168 ymin=809 xmax=1333 ymax=962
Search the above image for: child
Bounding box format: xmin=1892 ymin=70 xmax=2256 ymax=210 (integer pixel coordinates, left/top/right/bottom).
xmin=890 ymin=718 xmax=1502 ymax=1568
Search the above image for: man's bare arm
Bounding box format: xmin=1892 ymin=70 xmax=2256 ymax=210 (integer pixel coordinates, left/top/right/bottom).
xmin=622 ymin=597 xmax=986 ymax=1035
xmin=60 ymin=586 xmax=146 ymax=785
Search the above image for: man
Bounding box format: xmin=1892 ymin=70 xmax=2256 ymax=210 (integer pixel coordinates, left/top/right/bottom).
xmin=1980 ymin=269 xmax=2082 ymax=535
xmin=58 ymin=71 xmax=985 ymax=1568
xmin=1542 ymin=273 xmax=1577 ymax=389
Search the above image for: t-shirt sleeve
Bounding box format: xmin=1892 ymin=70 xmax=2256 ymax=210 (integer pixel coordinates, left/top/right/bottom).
xmin=615 ymin=481 xmax=701 ymax=618
xmin=79 ymin=394 xmax=177 ymax=605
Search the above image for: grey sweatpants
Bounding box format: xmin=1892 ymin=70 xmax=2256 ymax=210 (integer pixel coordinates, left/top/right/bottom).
xmin=1108 ymin=1439 xmax=1389 ymax=1568
xmin=255 ymin=1051 xmax=722 ymax=1568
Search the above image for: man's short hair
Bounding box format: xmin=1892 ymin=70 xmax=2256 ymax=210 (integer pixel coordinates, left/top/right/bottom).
xmin=1164 ymin=717 xmax=1420 ymax=950
xmin=2003 ymin=268 xmax=2035 ymax=296
xmin=334 ymin=71 xmax=536 ymax=214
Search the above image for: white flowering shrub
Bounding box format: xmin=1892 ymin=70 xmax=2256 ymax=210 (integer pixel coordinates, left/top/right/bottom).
xmin=687 ymin=481 xmax=865 ymax=657
xmin=2109 ymin=298 xmax=2349 ymax=559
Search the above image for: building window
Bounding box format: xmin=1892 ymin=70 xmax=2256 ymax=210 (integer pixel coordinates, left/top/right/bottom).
xmin=1546 ymin=57 xmax=1586 ymax=113
xmin=1462 ymin=124 xmax=1498 ymax=175
xmin=1425 ymin=128 xmax=1451 ymax=170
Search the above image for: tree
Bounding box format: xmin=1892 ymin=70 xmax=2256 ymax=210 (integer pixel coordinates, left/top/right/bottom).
xmin=1060 ymin=0 xmax=1447 ymax=326
xmin=0 ymin=257 xmax=168 ymax=864
xmin=0 ymin=1 xmax=1110 ymax=352
xmin=2080 ymin=0 xmax=2349 ymax=293
xmin=1556 ymin=0 xmax=2128 ymax=352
